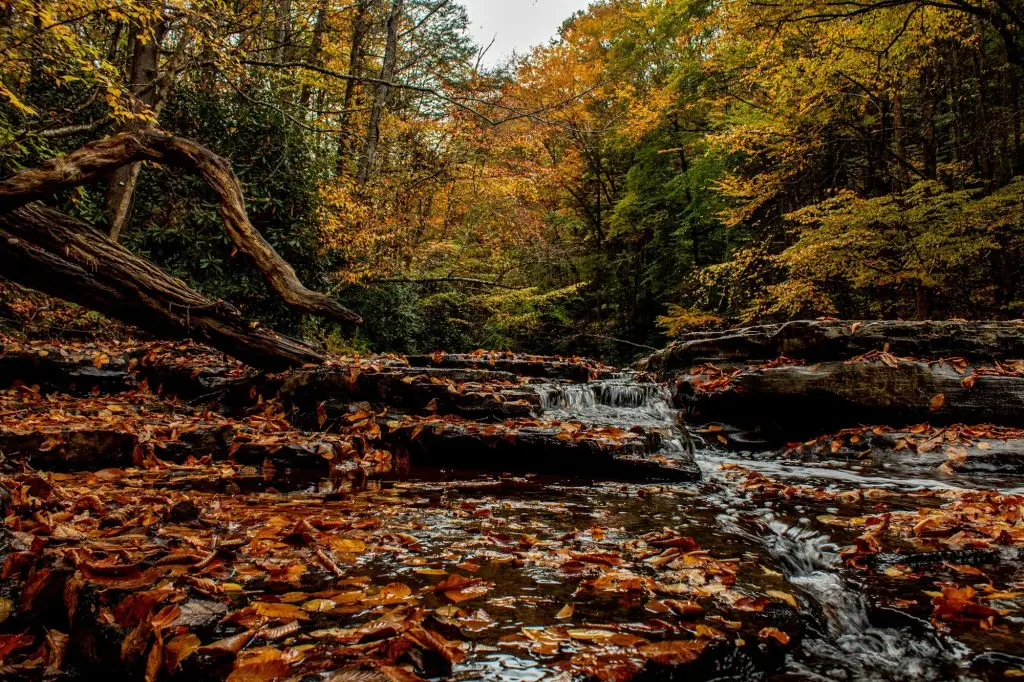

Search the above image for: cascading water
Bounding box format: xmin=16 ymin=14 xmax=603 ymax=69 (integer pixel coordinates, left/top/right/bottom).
xmin=747 ymin=519 xmax=970 ymax=681
xmin=536 ymin=373 xmax=697 ymax=459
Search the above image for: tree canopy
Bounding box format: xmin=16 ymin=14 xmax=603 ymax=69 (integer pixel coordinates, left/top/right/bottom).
xmin=1 ymin=0 xmax=1022 ymax=361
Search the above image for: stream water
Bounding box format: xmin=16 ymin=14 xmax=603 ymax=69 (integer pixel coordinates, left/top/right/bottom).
xmin=192 ymin=372 xmax=1022 ymax=681
xmin=521 ymin=374 xmax=1017 ymax=680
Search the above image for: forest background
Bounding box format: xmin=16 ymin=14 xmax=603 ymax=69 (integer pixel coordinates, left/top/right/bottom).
xmin=1 ymin=0 xmax=1023 ymax=362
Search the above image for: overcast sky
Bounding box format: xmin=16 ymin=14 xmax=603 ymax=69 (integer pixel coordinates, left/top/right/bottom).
xmin=461 ymin=0 xmax=592 ymax=66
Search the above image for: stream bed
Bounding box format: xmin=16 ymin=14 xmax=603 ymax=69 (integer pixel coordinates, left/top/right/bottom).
xmin=3 ymin=369 xmax=1024 ymax=681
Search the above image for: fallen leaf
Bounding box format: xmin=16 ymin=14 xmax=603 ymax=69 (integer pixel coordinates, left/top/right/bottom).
xmin=639 ymin=639 xmax=709 ymax=665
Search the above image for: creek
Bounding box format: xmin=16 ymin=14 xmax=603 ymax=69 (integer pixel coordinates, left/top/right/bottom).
xmin=404 ymin=373 xmax=1024 ymax=681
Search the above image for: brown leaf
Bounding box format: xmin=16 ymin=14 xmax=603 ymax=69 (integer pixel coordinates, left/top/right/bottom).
xmin=639 ymin=639 xmax=709 ymax=665
xmin=253 ymin=602 xmax=310 ymax=622
xmin=663 ymin=599 xmax=703 ymax=617
xmin=0 ymin=633 xmax=36 ymax=663
xmin=197 ymin=630 xmax=255 ymax=657
xmin=164 ymin=633 xmax=201 ymax=672
xmin=44 ymin=629 xmax=68 ymax=672
xmin=444 ymin=582 xmax=492 ymax=604
xmin=228 ymin=646 xmax=290 ymax=682
xmin=145 ymin=640 xmax=164 ymax=682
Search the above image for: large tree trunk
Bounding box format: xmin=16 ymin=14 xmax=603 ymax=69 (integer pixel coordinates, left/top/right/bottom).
xmin=0 ymin=129 xmax=362 ymax=369
xmin=356 ymin=0 xmax=403 ymax=188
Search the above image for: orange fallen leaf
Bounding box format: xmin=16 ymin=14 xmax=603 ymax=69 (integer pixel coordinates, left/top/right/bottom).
xmin=758 ymin=627 xmax=791 ymax=645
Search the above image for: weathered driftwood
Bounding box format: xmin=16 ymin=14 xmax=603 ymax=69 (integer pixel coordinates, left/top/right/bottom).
xmin=0 ymin=130 xmax=359 ymax=325
xmin=678 ymin=360 xmax=1024 ymax=439
xmin=641 ymin=320 xmax=1024 ymax=377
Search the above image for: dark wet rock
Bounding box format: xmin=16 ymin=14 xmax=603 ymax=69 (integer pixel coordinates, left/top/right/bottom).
xmin=170 ymin=498 xmax=200 ymax=521
xmin=640 ymin=320 xmax=1024 ymax=377
xmin=275 ymin=366 xmax=541 ymax=427
xmin=678 ymin=360 xmax=1024 ymax=440
xmin=0 ymin=429 xmax=137 ymax=470
xmin=0 ymin=417 xmax=365 ymax=475
xmin=406 ymin=352 xmax=616 ymax=382
xmin=869 ymin=549 xmax=1007 ymax=570
xmin=971 ymin=651 xmax=1024 ymax=679
xmin=380 ymin=419 xmax=700 ymax=482
xmin=0 ymin=342 xmax=132 ymax=395
xmin=945 ymin=440 xmax=1024 ymax=474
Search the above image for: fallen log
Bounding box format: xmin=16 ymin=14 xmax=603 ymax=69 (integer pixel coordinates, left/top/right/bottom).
xmin=0 ymin=130 xmax=361 ymax=370
xmin=0 ymin=130 xmax=359 ymax=325
xmin=641 ymin=320 xmax=1024 ymax=377
xmin=0 ymin=205 xmax=325 ymax=370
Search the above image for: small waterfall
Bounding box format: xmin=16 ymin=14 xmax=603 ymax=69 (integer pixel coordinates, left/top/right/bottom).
xmin=535 ymin=374 xmax=695 ymax=457
xmin=537 ymin=379 xmax=666 ymax=411
xmin=761 ymin=522 xmax=870 ymax=636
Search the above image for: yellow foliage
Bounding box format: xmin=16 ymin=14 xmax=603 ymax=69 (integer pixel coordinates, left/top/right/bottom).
xmin=657 ymin=305 xmax=726 ymax=337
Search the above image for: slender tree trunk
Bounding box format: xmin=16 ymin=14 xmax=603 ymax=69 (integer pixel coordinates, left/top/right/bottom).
xmin=356 ymin=0 xmax=403 ymax=189
xmin=337 ymin=0 xmax=373 ymax=176
xmin=104 ymin=17 xmax=167 ymax=242
xmin=915 ymin=286 xmax=930 ymax=320
xmin=921 ymin=66 xmax=938 ymax=179
xmin=299 ymin=0 xmax=328 ymax=108
xmin=671 ymin=118 xmax=698 ymax=265
xmin=1012 ymin=74 xmax=1023 ymax=173
xmin=973 ymin=41 xmax=994 ymax=183
xmin=892 ymin=90 xmax=911 ymax=190
xmin=273 ymin=0 xmax=293 ymax=63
